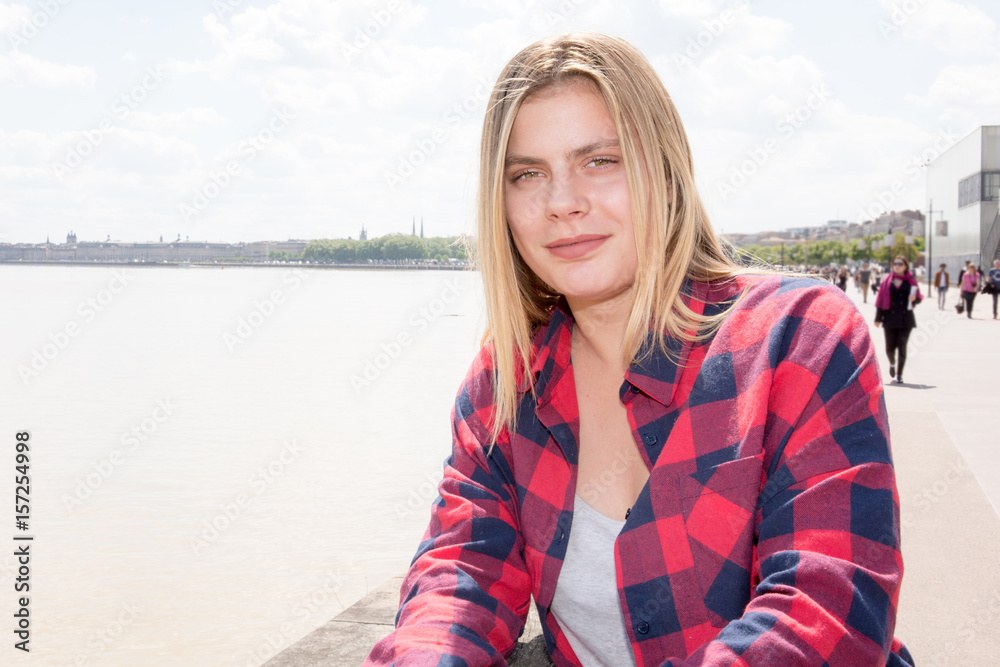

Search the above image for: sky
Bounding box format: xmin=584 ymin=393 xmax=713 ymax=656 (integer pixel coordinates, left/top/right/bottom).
xmin=0 ymin=0 xmax=998 ymax=244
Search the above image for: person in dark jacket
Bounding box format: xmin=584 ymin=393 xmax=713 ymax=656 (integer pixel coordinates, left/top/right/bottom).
xmin=989 ymin=260 xmax=1000 ymax=319
xmin=875 ymin=255 xmax=920 ymax=384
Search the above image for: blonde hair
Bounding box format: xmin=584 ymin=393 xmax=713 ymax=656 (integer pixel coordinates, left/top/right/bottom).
xmin=476 ymin=32 xmax=743 ymax=449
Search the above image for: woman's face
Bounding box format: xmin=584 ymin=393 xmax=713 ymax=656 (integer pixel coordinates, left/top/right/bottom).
xmin=893 ymin=259 xmax=906 ymax=275
xmin=503 ymin=80 xmax=638 ymax=308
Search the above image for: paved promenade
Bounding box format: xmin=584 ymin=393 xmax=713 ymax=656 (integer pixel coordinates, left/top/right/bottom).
xmin=855 ymin=283 xmax=1000 ymax=666
xmin=270 ymin=281 xmax=1000 ymax=666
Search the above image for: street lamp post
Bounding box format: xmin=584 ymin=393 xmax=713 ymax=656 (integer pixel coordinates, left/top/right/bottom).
xmin=927 ymin=198 xmax=944 ymax=295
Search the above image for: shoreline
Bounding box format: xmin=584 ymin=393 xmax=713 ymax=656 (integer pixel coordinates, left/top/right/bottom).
xmin=0 ymin=260 xmax=473 ymax=270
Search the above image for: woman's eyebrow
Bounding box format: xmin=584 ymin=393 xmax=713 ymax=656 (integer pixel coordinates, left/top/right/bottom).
xmin=504 ymin=138 xmax=620 ymax=169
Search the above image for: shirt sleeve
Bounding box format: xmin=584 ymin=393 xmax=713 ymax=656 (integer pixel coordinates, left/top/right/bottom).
xmin=667 ymin=283 xmax=908 ymax=666
xmin=363 ymin=354 xmax=532 ymax=666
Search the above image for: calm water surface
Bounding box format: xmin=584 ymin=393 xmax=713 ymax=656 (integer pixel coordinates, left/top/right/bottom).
xmin=1 ymin=265 xmax=486 ymax=665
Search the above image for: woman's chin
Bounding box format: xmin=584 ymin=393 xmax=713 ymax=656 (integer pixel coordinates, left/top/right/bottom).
xmin=556 ymin=280 xmax=635 ymax=308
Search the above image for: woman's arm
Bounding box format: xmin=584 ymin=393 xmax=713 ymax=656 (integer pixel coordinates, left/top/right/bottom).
xmin=668 ymin=284 xmax=908 ymax=666
xmin=364 ymin=351 xmax=532 ymax=666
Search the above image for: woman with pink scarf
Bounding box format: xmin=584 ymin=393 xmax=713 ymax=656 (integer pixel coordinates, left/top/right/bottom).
xmin=874 ymin=255 xmax=922 ymax=384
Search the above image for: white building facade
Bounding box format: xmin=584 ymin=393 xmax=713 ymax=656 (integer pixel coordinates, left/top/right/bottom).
xmin=925 ymin=125 xmax=1000 ymax=280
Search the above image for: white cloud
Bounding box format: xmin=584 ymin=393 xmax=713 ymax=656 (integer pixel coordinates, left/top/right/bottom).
xmin=656 ymin=0 xmax=735 ymax=20
xmin=878 ymin=0 xmax=999 ymax=53
xmin=125 ymin=108 xmax=231 ymax=133
xmin=908 ymin=59 xmax=1000 ymax=124
xmin=0 ymin=50 xmax=96 ymax=86
xmin=0 ymin=2 xmax=31 ymax=34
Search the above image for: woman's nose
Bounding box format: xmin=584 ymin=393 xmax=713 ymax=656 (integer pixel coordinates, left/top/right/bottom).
xmin=543 ymin=172 xmax=589 ymax=221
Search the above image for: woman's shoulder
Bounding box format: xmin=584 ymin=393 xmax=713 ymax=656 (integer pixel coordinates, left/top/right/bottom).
xmin=706 ymin=272 xmax=864 ymax=341
xmin=727 ymin=272 xmax=858 ymax=312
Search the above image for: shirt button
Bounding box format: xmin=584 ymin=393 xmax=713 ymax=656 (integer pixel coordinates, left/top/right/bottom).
xmin=630 ymin=384 xmax=640 ymax=393
xmin=557 ymin=529 xmax=565 ymax=543
xmin=637 ymin=621 xmax=649 ymax=635
xmin=642 ymin=433 xmax=657 ymax=446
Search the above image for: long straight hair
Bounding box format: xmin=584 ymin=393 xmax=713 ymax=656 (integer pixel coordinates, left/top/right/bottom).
xmin=476 ymin=33 xmax=743 ymax=449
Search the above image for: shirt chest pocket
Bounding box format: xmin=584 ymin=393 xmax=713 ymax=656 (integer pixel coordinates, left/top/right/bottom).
xmin=677 ymin=455 xmax=764 ymax=624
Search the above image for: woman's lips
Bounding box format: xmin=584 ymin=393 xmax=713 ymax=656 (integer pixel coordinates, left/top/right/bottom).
xmin=546 ymin=235 xmax=609 ymax=259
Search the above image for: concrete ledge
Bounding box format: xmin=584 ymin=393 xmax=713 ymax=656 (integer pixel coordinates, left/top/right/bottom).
xmin=266 ymin=575 xmax=552 ymax=666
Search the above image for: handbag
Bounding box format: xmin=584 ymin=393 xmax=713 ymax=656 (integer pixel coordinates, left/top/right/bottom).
xmin=956 ymin=301 xmax=965 ymax=314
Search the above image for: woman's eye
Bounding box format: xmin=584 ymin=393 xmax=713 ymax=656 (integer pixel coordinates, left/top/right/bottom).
xmin=590 ymin=157 xmax=617 ymax=167
xmin=512 ymin=170 xmax=541 ymax=182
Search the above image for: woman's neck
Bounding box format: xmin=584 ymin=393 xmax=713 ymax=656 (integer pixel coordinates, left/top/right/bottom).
xmin=567 ymin=288 xmax=633 ymax=374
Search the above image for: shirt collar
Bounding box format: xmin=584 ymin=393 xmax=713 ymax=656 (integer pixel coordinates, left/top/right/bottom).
xmin=524 ymin=279 xmax=738 ymax=409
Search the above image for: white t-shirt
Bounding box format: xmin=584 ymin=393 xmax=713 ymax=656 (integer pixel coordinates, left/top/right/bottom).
xmin=549 ymin=494 xmax=636 ymax=666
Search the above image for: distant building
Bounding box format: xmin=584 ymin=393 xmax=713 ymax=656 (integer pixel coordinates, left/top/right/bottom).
xmin=926 ymin=125 xmax=1000 ymax=277
xmin=0 ymin=238 xmax=308 ymax=262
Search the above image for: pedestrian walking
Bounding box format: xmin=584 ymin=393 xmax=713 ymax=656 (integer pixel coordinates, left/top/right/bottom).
xmin=837 ymin=266 xmax=848 ymax=292
xmin=933 ymin=262 xmax=950 ymax=310
xmin=958 ymin=260 xmax=971 ymax=288
xmin=960 ymin=263 xmax=982 ymax=318
xmin=859 ymin=262 xmax=872 ymax=304
xmin=987 ymin=259 xmax=1000 ymax=319
xmin=875 ymin=255 xmax=921 ymax=384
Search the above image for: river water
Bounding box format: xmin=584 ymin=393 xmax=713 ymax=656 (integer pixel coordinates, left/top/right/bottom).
xmin=1 ymin=264 xmax=486 ymax=665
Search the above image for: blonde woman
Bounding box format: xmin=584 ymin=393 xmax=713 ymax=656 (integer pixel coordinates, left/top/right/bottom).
xmin=366 ymin=33 xmax=912 ymax=666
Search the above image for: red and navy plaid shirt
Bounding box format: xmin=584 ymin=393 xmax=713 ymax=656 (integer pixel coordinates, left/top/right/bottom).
xmin=365 ymin=275 xmax=914 ymax=666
